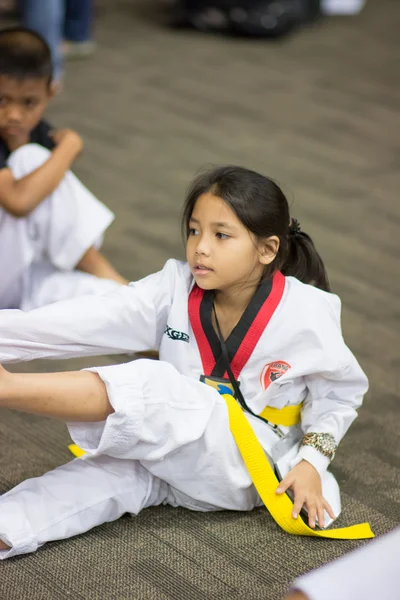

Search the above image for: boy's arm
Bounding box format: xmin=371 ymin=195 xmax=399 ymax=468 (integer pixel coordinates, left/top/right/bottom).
xmin=0 ymin=129 xmax=82 ymax=218
xmin=76 ymin=246 xmax=129 ymax=285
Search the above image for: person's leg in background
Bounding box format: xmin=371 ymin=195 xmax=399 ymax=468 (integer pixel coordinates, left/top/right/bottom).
xmin=63 ymin=0 xmax=95 ymax=58
xmin=20 ymin=0 xmax=65 ymax=86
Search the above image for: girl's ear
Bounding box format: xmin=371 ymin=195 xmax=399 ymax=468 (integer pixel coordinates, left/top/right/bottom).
xmin=258 ymin=236 xmax=280 ymax=265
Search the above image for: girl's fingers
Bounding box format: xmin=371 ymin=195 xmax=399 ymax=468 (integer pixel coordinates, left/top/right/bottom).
xmin=292 ymin=493 xmax=305 ymax=519
xmin=317 ymin=501 xmax=325 ymax=529
xmin=323 ymin=498 xmax=336 ymax=521
xmin=276 ymin=475 xmax=294 ymax=495
xmin=307 ymin=502 xmax=317 ymax=528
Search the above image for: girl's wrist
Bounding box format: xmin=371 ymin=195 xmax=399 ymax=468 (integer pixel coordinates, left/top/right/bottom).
xmin=291 ymin=446 xmax=330 ymax=477
xmin=301 ymin=432 xmax=337 ymax=461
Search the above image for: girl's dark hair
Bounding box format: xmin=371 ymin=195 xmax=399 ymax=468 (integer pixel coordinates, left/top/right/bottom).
xmin=0 ymin=27 xmax=52 ymax=84
xmin=182 ymin=165 xmax=330 ymax=292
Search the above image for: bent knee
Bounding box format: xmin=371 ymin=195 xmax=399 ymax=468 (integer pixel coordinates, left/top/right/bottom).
xmin=7 ymin=143 xmax=52 ymax=175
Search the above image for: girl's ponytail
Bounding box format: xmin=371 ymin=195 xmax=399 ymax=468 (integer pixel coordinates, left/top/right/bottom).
xmin=181 ymin=166 xmax=331 ymax=293
xmin=281 ymin=219 xmax=331 ymax=292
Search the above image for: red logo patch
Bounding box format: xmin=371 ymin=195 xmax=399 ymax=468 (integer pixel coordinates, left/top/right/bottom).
xmin=260 ymin=361 xmax=291 ymax=391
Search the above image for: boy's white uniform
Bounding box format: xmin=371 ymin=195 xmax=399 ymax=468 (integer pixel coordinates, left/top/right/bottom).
xmin=0 ymin=259 xmax=368 ymax=559
xmin=0 ymin=144 xmax=120 ymax=311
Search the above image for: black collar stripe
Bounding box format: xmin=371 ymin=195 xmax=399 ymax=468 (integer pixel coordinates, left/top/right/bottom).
xmin=210 ymin=277 xmax=273 ymax=377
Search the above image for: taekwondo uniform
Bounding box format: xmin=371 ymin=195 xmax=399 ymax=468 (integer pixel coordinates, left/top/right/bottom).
xmin=0 ymin=142 xmax=120 ymax=311
xmin=0 ymin=259 xmax=368 ymax=558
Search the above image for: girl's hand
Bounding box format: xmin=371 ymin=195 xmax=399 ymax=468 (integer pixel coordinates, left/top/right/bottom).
xmin=276 ymin=460 xmax=335 ymax=528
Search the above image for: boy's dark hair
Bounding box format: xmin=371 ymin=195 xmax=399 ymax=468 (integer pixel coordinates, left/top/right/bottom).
xmin=0 ymin=27 xmax=52 ymax=83
xmin=182 ymin=165 xmax=331 ymax=292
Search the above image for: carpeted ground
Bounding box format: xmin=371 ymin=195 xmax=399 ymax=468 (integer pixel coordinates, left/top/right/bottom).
xmin=0 ymin=1 xmax=399 ymax=598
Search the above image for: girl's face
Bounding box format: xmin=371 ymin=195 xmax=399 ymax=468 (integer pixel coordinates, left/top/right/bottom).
xmin=186 ymin=192 xmax=279 ymax=294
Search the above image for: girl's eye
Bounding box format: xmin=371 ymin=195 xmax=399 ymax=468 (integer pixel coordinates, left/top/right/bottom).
xmin=0 ymin=97 xmax=7 ymax=107
xmin=216 ymin=232 xmax=230 ymax=240
xmin=189 ymin=228 xmax=199 ymax=236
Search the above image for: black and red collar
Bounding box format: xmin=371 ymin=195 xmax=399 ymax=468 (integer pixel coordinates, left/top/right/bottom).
xmin=189 ymin=271 xmax=285 ymax=380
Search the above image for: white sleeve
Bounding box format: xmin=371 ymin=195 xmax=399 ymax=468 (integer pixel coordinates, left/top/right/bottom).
xmin=291 ymin=528 xmax=400 ymax=600
xmin=0 ymin=260 xmax=178 ymax=363
xmin=292 ymin=295 xmax=368 ymax=475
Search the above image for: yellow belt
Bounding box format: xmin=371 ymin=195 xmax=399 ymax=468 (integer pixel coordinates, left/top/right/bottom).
xmin=68 ymin=444 xmax=86 ymax=458
xmin=259 ymin=402 xmax=303 ymax=427
xmin=223 ymin=394 xmax=374 ymax=540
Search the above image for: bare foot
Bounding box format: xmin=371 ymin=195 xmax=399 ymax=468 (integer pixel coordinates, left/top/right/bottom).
xmin=0 ymin=539 xmax=10 ymax=551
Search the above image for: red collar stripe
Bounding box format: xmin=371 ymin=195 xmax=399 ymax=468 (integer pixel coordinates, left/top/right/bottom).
xmin=188 ymin=284 xmax=215 ymax=375
xmin=229 ymin=271 xmax=285 ymax=378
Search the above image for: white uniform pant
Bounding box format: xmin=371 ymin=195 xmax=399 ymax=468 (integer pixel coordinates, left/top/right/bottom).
xmin=0 ymin=144 xmax=120 ymax=311
xmin=0 ymin=360 xmax=263 ymax=559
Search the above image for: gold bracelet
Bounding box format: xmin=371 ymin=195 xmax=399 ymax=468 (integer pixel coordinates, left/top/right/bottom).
xmin=301 ymin=432 xmax=337 ymax=461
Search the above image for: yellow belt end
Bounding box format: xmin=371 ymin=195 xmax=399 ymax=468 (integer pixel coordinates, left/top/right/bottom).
xmin=68 ymin=443 xmax=86 ymax=458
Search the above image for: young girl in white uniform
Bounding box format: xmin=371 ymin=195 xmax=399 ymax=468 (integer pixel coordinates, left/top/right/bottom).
xmin=0 ymin=165 xmax=369 ymax=558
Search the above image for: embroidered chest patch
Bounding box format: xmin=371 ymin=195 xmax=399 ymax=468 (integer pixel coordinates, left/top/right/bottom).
xmin=164 ymin=325 xmax=189 ymax=343
xmin=261 ymin=361 xmax=291 ymax=390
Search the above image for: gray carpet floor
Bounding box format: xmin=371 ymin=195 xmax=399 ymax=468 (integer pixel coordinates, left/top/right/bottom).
xmin=1 ymin=1 xmax=399 ymax=598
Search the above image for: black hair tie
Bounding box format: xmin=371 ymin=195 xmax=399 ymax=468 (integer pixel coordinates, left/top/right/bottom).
xmin=289 ymin=217 xmax=301 ymax=236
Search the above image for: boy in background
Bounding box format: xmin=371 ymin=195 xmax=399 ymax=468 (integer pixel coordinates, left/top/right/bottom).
xmin=0 ymin=27 xmax=128 ymax=311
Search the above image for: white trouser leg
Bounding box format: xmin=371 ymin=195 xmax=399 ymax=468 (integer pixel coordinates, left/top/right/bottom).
xmin=69 ymin=359 xmax=261 ymax=512
xmin=6 ymin=144 xmax=114 ymax=271
xmin=0 ymin=455 xmax=169 ymax=559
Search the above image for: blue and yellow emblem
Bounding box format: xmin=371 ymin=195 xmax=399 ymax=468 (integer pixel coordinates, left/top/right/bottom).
xmin=200 ymin=374 xmax=237 ymax=397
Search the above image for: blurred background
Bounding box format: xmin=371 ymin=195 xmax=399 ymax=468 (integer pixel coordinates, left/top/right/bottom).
xmin=1 ymin=1 xmax=399 ymax=599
